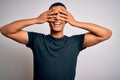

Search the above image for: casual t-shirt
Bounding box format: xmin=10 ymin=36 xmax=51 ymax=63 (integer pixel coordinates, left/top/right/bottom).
xmin=26 ymin=32 xmax=85 ymax=80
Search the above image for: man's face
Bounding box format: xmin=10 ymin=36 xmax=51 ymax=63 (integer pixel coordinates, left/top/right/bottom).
xmin=48 ymin=6 xmax=66 ymax=32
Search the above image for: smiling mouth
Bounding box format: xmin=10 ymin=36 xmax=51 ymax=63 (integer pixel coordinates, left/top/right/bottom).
xmin=53 ymin=22 xmax=61 ymax=27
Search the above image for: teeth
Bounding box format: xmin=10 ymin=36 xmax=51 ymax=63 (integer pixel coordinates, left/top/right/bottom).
xmin=54 ymin=22 xmax=61 ymax=25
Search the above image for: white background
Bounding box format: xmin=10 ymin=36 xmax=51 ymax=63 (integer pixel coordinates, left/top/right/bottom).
xmin=0 ymin=0 xmax=120 ymax=80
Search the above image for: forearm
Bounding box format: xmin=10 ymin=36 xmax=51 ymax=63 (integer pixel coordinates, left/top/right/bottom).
xmin=1 ymin=18 xmax=37 ymax=35
xmin=73 ymin=21 xmax=112 ymax=39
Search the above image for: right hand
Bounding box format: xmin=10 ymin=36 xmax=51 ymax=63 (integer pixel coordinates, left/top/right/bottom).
xmin=35 ymin=10 xmax=49 ymax=24
xmin=35 ymin=10 xmax=56 ymax=24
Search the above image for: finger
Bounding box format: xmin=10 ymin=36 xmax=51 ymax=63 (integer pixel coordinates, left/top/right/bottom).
xmin=48 ymin=9 xmax=59 ymax=16
xmin=47 ymin=18 xmax=55 ymax=22
xmin=47 ymin=15 xmax=56 ymax=19
xmin=55 ymin=15 xmax=68 ymax=22
xmin=59 ymin=17 xmax=66 ymax=21
xmin=59 ymin=13 xmax=68 ymax=19
xmin=47 ymin=10 xmax=58 ymax=18
xmin=59 ymin=10 xmax=69 ymax=16
xmin=46 ymin=9 xmax=55 ymax=16
xmin=61 ymin=8 xmax=69 ymax=13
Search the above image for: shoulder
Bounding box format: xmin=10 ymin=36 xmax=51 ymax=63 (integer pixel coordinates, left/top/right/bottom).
xmin=27 ymin=31 xmax=46 ymax=43
xmin=68 ymin=34 xmax=85 ymax=46
xmin=27 ymin=31 xmax=43 ymax=35
xmin=26 ymin=32 xmax=46 ymax=47
xmin=27 ymin=32 xmax=45 ymax=38
xmin=70 ymin=34 xmax=85 ymax=40
xmin=68 ymin=34 xmax=86 ymax=51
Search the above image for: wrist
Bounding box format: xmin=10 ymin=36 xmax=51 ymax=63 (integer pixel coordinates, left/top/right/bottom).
xmin=33 ymin=18 xmax=39 ymax=24
xmin=71 ymin=20 xmax=80 ymax=27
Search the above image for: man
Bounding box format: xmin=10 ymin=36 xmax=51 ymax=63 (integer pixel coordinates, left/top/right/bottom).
xmin=0 ymin=2 xmax=112 ymax=80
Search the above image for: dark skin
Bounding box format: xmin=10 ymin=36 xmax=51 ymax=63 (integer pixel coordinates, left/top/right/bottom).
xmin=0 ymin=6 xmax=112 ymax=48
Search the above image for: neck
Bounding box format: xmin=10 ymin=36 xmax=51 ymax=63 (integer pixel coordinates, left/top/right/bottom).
xmin=50 ymin=31 xmax=64 ymax=38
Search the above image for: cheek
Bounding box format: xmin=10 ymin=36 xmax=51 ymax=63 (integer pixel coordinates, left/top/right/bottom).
xmin=62 ymin=21 xmax=66 ymax=25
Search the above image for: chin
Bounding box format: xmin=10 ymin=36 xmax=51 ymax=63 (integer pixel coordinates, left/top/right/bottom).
xmin=51 ymin=29 xmax=63 ymax=32
xmin=50 ymin=26 xmax=64 ymax=32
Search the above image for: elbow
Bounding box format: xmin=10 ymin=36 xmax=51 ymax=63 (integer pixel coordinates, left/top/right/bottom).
xmin=0 ymin=27 xmax=5 ymax=35
xmin=0 ymin=27 xmax=9 ymax=36
xmin=103 ymin=29 xmax=112 ymax=41
xmin=0 ymin=27 xmax=4 ymax=35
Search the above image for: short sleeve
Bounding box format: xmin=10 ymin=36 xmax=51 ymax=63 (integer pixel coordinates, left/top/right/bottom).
xmin=72 ymin=34 xmax=85 ymax=52
xmin=26 ymin=32 xmax=34 ymax=48
xmin=26 ymin=32 xmax=45 ymax=49
xmin=78 ymin=34 xmax=86 ymax=51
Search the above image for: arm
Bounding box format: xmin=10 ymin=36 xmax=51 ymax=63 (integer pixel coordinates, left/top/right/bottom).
xmin=59 ymin=9 xmax=112 ymax=47
xmin=0 ymin=10 xmax=53 ymax=44
xmin=0 ymin=18 xmax=37 ymax=44
xmin=72 ymin=21 xmax=112 ymax=47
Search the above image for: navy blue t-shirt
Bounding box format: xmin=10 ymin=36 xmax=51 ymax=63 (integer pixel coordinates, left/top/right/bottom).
xmin=26 ymin=32 xmax=85 ymax=80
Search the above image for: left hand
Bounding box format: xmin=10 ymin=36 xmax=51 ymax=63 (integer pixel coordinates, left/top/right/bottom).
xmin=58 ymin=9 xmax=77 ymax=26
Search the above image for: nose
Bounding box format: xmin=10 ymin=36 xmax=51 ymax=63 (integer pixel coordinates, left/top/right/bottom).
xmin=55 ymin=12 xmax=60 ymax=20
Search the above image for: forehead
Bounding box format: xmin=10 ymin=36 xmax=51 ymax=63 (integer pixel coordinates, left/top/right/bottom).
xmin=50 ymin=6 xmax=66 ymax=10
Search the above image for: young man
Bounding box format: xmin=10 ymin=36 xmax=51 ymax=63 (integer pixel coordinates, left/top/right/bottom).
xmin=0 ymin=2 xmax=112 ymax=80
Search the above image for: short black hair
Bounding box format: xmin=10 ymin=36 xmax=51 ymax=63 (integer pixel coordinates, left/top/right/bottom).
xmin=49 ymin=2 xmax=66 ymax=10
